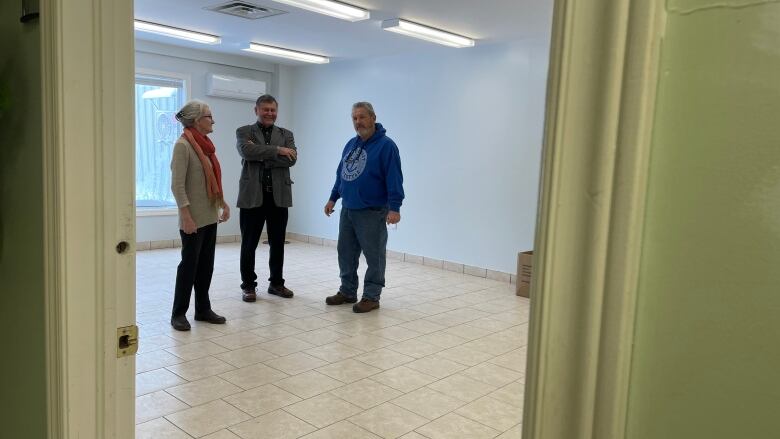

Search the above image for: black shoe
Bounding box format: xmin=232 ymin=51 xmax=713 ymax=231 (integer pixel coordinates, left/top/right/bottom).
xmin=171 ymin=315 xmax=191 ymax=331
xmin=267 ymin=284 xmax=294 ymax=298
xmin=194 ymin=309 xmax=226 ymax=324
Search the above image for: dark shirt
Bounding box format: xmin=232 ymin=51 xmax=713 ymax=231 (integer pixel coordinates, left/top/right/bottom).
xmin=258 ymin=123 xmax=274 ymax=191
xmin=259 ymin=123 xmax=273 ymax=144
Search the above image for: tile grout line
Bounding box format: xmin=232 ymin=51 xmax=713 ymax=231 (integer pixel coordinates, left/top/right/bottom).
xmin=135 ymin=243 xmax=528 ymax=438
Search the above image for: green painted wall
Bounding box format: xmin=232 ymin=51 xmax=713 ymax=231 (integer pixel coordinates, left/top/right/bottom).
xmin=628 ymin=1 xmax=780 ymax=438
xmin=0 ymin=6 xmax=47 ymax=439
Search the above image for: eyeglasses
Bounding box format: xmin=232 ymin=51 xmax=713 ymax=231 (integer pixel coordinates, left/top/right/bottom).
xmin=202 ymin=115 xmax=214 ymax=121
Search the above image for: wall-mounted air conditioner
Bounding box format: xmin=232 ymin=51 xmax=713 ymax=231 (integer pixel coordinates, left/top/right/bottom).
xmin=206 ymin=73 xmax=267 ymax=101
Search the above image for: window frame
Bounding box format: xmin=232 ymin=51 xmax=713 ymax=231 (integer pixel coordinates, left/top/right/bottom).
xmin=134 ymin=68 xmax=191 ymax=216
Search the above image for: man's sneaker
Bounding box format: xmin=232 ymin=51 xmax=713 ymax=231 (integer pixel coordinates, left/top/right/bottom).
xmin=171 ymin=315 xmax=191 ymax=331
xmin=352 ymin=299 xmax=380 ymax=313
xmin=242 ymin=288 xmax=257 ymax=302
xmin=326 ymin=292 xmax=358 ymax=305
xmin=194 ymin=309 xmax=226 ymax=324
xmin=268 ymin=284 xmax=294 ymax=298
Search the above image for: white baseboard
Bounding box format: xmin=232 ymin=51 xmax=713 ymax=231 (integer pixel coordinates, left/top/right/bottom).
xmin=136 ymin=233 xmax=249 ymax=252
xmin=137 ymin=231 xmax=517 ymax=285
xmin=286 ymin=232 xmax=517 ymax=285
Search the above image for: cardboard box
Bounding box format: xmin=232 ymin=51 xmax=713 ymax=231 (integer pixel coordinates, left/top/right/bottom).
xmin=516 ymin=251 xmax=533 ymax=297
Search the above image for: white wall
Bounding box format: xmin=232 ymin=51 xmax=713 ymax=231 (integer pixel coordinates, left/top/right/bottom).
xmin=286 ymin=40 xmax=549 ymax=274
xmin=133 ymin=39 xmax=551 ymax=274
xmin=135 ymin=41 xmax=283 ymax=241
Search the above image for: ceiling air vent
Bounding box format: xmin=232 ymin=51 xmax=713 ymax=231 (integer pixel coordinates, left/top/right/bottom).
xmin=206 ymin=2 xmax=287 ymax=20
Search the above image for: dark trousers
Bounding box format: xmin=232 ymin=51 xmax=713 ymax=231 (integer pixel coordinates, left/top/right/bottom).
xmin=240 ymin=193 xmax=288 ymax=290
xmin=172 ymin=222 xmax=217 ymax=318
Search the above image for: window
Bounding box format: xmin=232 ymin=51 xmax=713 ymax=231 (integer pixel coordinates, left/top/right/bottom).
xmin=134 ymin=73 xmax=186 ymax=209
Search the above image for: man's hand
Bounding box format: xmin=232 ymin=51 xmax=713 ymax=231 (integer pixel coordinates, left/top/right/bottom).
xmin=219 ymin=203 xmax=231 ymax=223
xmin=386 ymin=211 xmax=401 ymax=224
xmin=324 ymin=200 xmax=336 ymax=217
xmin=277 ymin=147 xmax=297 ymax=161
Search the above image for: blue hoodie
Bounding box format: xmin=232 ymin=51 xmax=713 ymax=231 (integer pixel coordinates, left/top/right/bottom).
xmin=329 ymin=123 xmax=405 ymax=212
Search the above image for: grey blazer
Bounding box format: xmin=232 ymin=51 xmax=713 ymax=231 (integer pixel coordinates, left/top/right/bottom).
xmin=235 ymin=123 xmax=297 ymax=209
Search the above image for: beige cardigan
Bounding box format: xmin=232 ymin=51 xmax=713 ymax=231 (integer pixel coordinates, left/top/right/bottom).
xmin=170 ymin=137 xmax=219 ymax=230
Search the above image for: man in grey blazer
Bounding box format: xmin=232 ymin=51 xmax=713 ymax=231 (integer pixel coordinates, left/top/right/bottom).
xmin=236 ymin=94 xmax=297 ymax=302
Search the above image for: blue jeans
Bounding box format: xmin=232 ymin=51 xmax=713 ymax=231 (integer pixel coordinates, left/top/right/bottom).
xmin=338 ymin=207 xmax=388 ymax=301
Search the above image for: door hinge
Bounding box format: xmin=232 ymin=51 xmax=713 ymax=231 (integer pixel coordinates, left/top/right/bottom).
xmin=117 ymin=325 xmax=139 ymax=358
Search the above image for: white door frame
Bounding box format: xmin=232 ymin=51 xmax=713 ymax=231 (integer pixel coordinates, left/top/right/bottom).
xmin=41 ymin=0 xmax=136 ymax=437
xmin=523 ymin=0 xmax=666 ymax=438
xmin=40 ymin=0 xmax=669 ymax=436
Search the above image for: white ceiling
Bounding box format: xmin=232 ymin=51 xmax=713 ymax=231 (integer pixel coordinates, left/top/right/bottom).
xmin=134 ymin=0 xmax=553 ymax=64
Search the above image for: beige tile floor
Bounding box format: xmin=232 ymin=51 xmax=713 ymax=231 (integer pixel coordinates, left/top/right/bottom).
xmin=136 ymin=241 xmax=528 ymax=439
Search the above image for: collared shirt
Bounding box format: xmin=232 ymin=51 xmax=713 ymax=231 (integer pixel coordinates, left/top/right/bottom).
xmin=259 ymin=122 xmax=274 ymax=145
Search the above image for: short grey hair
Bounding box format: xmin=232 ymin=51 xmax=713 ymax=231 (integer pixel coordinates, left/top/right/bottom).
xmin=352 ymin=101 xmax=375 ymax=118
xmin=175 ymin=100 xmax=210 ymax=128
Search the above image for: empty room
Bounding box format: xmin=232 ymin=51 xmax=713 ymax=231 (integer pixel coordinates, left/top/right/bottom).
xmin=131 ymin=0 xmax=551 ymax=437
xmin=5 ymin=0 xmax=779 ymax=438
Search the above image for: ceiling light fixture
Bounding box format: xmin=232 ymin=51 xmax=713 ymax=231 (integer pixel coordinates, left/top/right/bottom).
xmin=243 ymin=43 xmax=330 ymax=64
xmin=134 ymin=20 xmax=221 ymax=44
xmin=381 ymin=18 xmax=475 ymax=48
xmin=270 ymin=0 xmax=369 ymax=22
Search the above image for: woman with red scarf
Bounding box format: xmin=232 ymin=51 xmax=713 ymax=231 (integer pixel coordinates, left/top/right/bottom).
xmin=170 ymin=100 xmax=231 ymax=331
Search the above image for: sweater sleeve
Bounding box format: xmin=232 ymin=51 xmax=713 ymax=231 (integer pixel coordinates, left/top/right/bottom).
xmin=330 ymin=142 xmax=351 ymax=202
xmin=170 ymin=140 xmax=190 ymax=208
xmin=385 ymin=141 xmax=405 ymax=212
xmin=329 ymin=158 xmax=343 ymax=203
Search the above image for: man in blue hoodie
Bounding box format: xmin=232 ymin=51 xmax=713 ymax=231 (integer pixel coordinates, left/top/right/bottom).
xmin=324 ymin=102 xmax=405 ymax=313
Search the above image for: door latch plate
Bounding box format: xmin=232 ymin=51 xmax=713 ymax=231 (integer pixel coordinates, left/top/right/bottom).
xmin=117 ymin=325 xmax=139 ymax=358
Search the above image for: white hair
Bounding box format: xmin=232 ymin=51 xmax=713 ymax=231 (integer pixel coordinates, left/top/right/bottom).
xmin=175 ymin=100 xmax=210 ymax=128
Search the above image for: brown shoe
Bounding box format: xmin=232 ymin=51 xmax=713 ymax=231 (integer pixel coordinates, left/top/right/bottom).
xmin=268 ymin=284 xmax=294 ymax=298
xmin=242 ymin=288 xmax=257 ymax=302
xmin=352 ymin=299 xmax=379 ymax=313
xmin=326 ymin=292 xmax=358 ymax=305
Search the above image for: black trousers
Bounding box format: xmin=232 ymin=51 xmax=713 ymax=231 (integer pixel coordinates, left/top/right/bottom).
xmin=172 ymin=222 xmax=217 ymax=318
xmin=240 ymin=193 xmax=288 ymax=290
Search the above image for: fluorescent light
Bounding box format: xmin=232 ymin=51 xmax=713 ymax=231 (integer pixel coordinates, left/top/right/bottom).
xmin=381 ymin=19 xmax=475 ymax=48
xmin=134 ymin=20 xmax=221 ymax=45
xmin=271 ymin=0 xmax=369 ymax=22
xmin=243 ymin=43 xmax=330 ymax=64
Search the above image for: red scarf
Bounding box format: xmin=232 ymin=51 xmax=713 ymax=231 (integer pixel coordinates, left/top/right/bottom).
xmin=182 ymin=127 xmax=223 ymax=202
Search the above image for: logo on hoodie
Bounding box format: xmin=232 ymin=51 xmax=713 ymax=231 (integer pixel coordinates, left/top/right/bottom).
xmin=342 ymin=147 xmax=367 ymax=181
